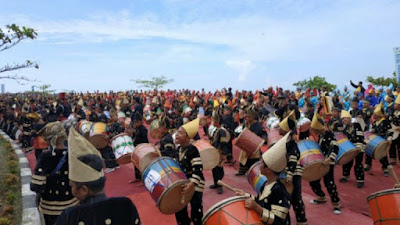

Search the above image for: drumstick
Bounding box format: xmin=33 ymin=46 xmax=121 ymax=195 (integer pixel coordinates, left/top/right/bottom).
xmin=388 ymin=165 xmax=400 ymax=184
xmin=217 ymin=180 xmax=237 ymax=193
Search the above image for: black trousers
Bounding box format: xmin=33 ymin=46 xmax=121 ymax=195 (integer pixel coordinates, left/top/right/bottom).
xmin=175 ymin=191 xmax=203 ymax=225
xmin=34 ymin=149 xmax=44 ymax=160
xmin=100 ymin=146 xmax=119 ymax=168
xmin=291 ymin=175 xmax=307 ymax=223
xmin=365 ymin=155 xmax=389 ymax=171
xmin=309 ymin=165 xmax=340 ymax=205
xmin=212 ymin=166 xmax=224 ymax=185
xmin=238 ymin=158 xmax=259 ymax=174
xmin=389 ymin=137 xmax=400 ymax=162
xmin=226 ymin=141 xmax=233 ymax=161
xmin=342 ymin=152 xmax=364 ymax=182
xmin=44 ymin=214 xmax=58 ymax=225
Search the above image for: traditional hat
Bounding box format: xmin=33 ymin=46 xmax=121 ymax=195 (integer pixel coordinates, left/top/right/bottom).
xmin=68 ymin=128 xmax=104 ymax=183
xmin=27 ymin=112 xmax=41 ymax=120
xmin=78 ymin=98 xmax=84 ymax=107
xmin=245 ymin=105 xmax=258 ymax=118
xmin=279 ymin=110 xmax=296 ymax=133
xmin=182 ymin=118 xmax=199 ymax=139
xmin=262 ymin=132 xmax=290 ymax=172
xmin=374 ymin=103 xmax=384 ymax=117
xmin=396 ymin=96 xmax=400 ymax=105
xmin=310 ymin=111 xmax=325 ymax=131
xmin=158 ymin=115 xmax=170 ymax=129
xmin=341 ymin=110 xmax=351 ymax=119
xmin=38 ymin=121 xmax=67 ymax=147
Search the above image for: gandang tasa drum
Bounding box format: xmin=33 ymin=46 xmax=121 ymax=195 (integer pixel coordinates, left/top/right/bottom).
xmin=88 ymin=122 xmax=109 ymax=149
xmin=142 ymin=157 xmax=194 ymax=215
xmin=266 ymin=116 xmax=279 ymax=130
xmin=297 ymin=112 xmax=311 ymax=132
xmin=150 ymin=119 xmax=161 ymax=139
xmin=192 ymin=139 xmax=220 ymax=170
xmin=235 ymin=128 xmax=265 ymax=156
xmin=247 ymin=161 xmax=293 ymax=195
xmin=367 ymin=188 xmax=400 ymax=225
xmin=364 ymin=131 xmax=389 ymax=160
xmin=298 ymin=140 xmax=330 ymax=181
xmin=202 ymin=196 xmax=263 ymax=225
xmin=334 ymin=132 xmax=360 ymax=165
xmin=110 ymin=133 xmax=135 ymax=165
xmin=77 ymin=120 xmax=92 ymax=139
xmin=132 ymin=143 xmax=161 ymax=173
xmin=267 ymin=128 xmax=282 ymax=148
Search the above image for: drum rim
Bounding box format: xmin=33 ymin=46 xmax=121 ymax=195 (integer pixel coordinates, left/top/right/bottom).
xmin=367 ymin=188 xmax=400 ymax=201
xmin=336 ymin=148 xmax=359 ymax=163
xmin=372 ymin=141 xmax=389 ymax=160
xmin=202 ymin=196 xmax=247 ymax=223
xmin=110 ymin=132 xmax=130 ymax=142
xmin=246 ymin=161 xmax=261 ymax=177
xmin=235 ymin=127 xmax=248 ymax=143
xmin=157 ymin=180 xmax=191 ymax=214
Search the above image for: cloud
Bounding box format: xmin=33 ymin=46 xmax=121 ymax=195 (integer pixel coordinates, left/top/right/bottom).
xmin=225 ymin=60 xmax=256 ymax=82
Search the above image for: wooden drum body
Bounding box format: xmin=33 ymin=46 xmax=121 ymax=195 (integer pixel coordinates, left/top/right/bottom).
xmin=132 ymin=143 xmax=160 ymax=173
xmin=89 ymin=122 xmax=109 ymax=149
xmin=298 ymin=140 xmax=329 ymax=181
xmin=142 ymin=157 xmax=194 ymax=215
xmin=192 ymin=139 xmax=219 ymax=170
xmin=110 ymin=133 xmax=135 ymax=165
xmin=234 ymin=128 xmax=265 ymax=156
xmin=367 ymin=189 xmax=400 ymax=225
xmin=365 ymin=131 xmax=389 ymax=160
xmin=334 ymin=132 xmax=360 ymax=165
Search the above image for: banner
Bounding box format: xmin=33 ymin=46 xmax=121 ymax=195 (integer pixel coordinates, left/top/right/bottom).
xmin=395 ymin=47 xmax=400 ymax=82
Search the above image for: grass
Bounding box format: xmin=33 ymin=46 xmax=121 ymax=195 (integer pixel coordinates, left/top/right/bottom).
xmin=0 ymin=137 xmax=22 ymax=225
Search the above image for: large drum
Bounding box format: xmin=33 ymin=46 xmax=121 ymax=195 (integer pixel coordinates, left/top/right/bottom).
xmin=334 ymin=132 xmax=360 ymax=165
xmin=192 ymin=139 xmax=220 ymax=170
xmin=203 ymin=196 xmax=263 ymax=225
xmin=110 ymin=133 xmax=135 ymax=165
xmin=150 ymin=119 xmax=161 ymax=139
xmin=365 ymin=131 xmax=389 ymax=160
xmin=142 ymin=157 xmax=194 ymax=215
xmin=267 ymin=128 xmax=282 ymax=147
xmin=298 ymin=140 xmax=330 ymax=181
xmin=89 ymin=122 xmax=109 ymax=149
xmin=297 ymin=112 xmax=311 ymax=132
xmin=367 ymin=189 xmax=400 ymax=225
xmin=266 ymin=116 xmax=279 ymax=130
xmin=235 ymin=128 xmax=265 ymax=156
xmin=132 ymin=143 xmax=161 ymax=173
xmin=247 ymin=161 xmax=293 ymax=195
xmin=77 ymin=120 xmax=92 ymax=138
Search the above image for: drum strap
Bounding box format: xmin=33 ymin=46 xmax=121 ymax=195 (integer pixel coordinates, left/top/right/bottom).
xmin=50 ymin=151 xmax=68 ymax=177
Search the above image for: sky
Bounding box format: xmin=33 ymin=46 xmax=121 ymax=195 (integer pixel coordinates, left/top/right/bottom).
xmin=0 ymin=0 xmax=400 ymax=93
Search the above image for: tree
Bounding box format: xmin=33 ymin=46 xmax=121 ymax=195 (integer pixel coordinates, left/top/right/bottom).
xmin=1 ymin=24 xmax=39 ymax=84
xmin=366 ymin=72 xmax=398 ymax=89
xmin=132 ymin=76 xmax=174 ymax=90
xmin=34 ymin=84 xmax=55 ymax=95
xmin=293 ymin=75 xmax=337 ymax=91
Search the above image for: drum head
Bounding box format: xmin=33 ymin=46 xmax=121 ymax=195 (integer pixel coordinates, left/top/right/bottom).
xmin=158 ymin=180 xmax=195 ymax=215
xmin=116 ymin=154 xmax=132 ymax=165
xmin=139 ymin=152 xmax=161 ymax=173
xmin=337 ymin=148 xmax=360 ymax=165
xmin=89 ymin=134 xmax=109 ymax=149
xmin=203 ymin=196 xmax=246 ymax=222
xmin=302 ymin=162 xmax=330 ymax=181
xmin=200 ymin=148 xmax=220 ymax=170
xmin=374 ymin=141 xmax=389 ymax=160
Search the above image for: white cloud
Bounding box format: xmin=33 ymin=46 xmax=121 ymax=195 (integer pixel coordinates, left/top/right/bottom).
xmin=225 ymin=60 xmax=256 ymax=82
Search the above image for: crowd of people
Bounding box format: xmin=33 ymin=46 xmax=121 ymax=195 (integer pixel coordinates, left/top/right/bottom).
xmin=0 ymin=80 xmax=399 ymax=225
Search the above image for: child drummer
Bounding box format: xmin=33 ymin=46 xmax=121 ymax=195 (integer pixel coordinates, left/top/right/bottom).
xmin=174 ymin=118 xmax=205 ymax=225
xmin=364 ymin=103 xmax=391 ymax=176
xmin=235 ymin=133 xmax=291 ymax=225
xmin=309 ymin=112 xmax=341 ymax=215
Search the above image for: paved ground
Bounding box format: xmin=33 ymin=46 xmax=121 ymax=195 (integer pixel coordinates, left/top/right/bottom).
xmin=24 ymin=125 xmax=400 ymax=225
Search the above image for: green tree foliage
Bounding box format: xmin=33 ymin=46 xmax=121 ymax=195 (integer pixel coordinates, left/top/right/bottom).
xmin=34 ymin=84 xmax=55 ymax=95
xmin=132 ymin=76 xmax=174 ymax=90
xmin=366 ymin=72 xmax=398 ymax=88
xmin=0 ymin=24 xmax=39 ymax=84
xmin=293 ymin=75 xmax=337 ymax=91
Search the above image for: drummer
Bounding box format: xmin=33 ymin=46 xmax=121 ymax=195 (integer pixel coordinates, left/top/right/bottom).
xmin=222 ymin=105 xmax=235 ymax=165
xmin=158 ymin=115 xmax=176 ymax=158
xmin=174 ymin=118 xmax=204 ymax=225
xmin=309 ymin=112 xmax=341 ymax=215
xmin=209 ymin=110 xmax=230 ymax=194
xmin=235 ymin=133 xmax=291 ymax=224
xmin=339 ymin=110 xmax=365 ymax=188
xmin=55 ymin=128 xmax=142 ymax=225
xmin=278 ymin=110 xmax=308 ymax=225
xmin=364 ymin=103 xmax=391 ymax=176
xmin=236 ymin=105 xmax=266 ymax=176
xmin=388 ymin=95 xmax=400 ymax=165
xmin=130 ymin=111 xmax=149 ymax=183
xmin=328 ymin=106 xmax=344 ymax=132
